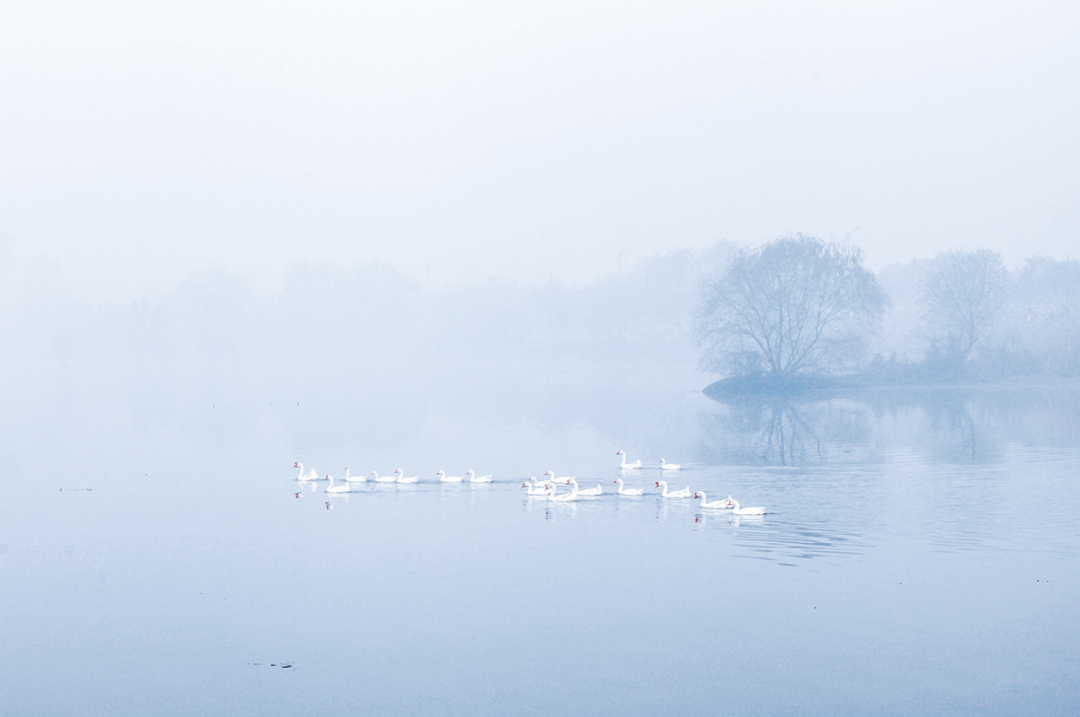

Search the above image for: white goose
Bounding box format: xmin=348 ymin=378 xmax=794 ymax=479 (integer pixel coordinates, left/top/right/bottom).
xmin=548 ymin=480 xmax=579 ymax=502
xmin=371 ymin=470 xmax=397 ymax=483
xmin=615 ymin=450 xmax=641 ymax=470
xmin=394 ymin=468 xmax=419 ymax=484
xmin=529 ymin=476 xmax=557 ymax=489
xmin=435 ymin=470 xmax=464 ymax=483
xmin=565 ymin=478 xmax=602 ymax=496
xmin=730 ymin=499 xmax=767 ymax=515
xmin=693 ymin=492 xmax=733 ymax=509
xmin=344 ymin=468 xmax=366 ymax=483
xmin=326 ymin=475 xmax=351 ymax=493
xmin=465 ymin=470 xmax=493 ymax=483
xmin=659 ymin=458 xmax=682 ymax=470
xmin=294 ymin=462 xmax=318 ymax=481
xmin=613 ymin=477 xmax=645 ymax=496
xmin=522 ymin=480 xmax=551 ymax=496
xmin=656 ymin=480 xmax=691 ymax=498
xmin=543 ymin=470 xmax=575 ymax=484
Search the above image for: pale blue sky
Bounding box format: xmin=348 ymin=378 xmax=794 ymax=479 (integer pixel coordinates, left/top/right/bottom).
xmin=2 ymin=1 xmax=1078 ymax=300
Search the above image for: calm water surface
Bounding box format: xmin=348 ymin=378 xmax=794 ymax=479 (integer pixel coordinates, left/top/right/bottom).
xmin=1 ymin=369 xmax=1078 ymax=716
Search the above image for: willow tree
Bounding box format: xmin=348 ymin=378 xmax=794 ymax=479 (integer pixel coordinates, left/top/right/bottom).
xmin=697 ymin=235 xmax=884 ymax=377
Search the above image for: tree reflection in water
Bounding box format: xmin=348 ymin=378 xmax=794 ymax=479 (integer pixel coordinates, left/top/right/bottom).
xmin=700 ymin=385 xmax=1080 ymax=467
xmin=702 ymin=397 xmax=873 ymax=466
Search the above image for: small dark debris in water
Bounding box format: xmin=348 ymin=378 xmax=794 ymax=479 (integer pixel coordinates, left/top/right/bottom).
xmin=60 ymin=488 xmax=94 ymax=492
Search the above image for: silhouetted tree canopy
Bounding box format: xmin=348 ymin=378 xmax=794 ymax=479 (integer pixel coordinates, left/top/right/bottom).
xmin=696 ymin=235 xmax=884 ymax=377
xmin=919 ymin=249 xmax=1009 ymax=361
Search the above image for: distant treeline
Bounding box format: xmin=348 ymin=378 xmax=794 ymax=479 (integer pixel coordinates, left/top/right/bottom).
xmin=872 ymin=253 xmax=1080 ymax=380
xmin=697 ymin=236 xmax=1079 ymax=391
xmin=0 ymin=249 xmax=718 ymax=419
xmin=1 ymin=239 xmax=1076 ymax=421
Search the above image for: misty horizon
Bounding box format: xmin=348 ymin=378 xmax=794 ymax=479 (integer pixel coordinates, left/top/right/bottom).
xmin=3 ymin=2 xmax=1079 ymax=300
xmin=3 ymin=4 xmax=1079 ymax=716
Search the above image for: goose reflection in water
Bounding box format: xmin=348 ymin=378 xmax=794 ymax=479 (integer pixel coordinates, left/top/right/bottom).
xmin=326 ymin=492 xmax=350 ymax=508
xmin=544 ymin=502 xmax=578 ymax=521
xmin=654 ymin=496 xmax=694 ymax=522
xmin=726 ymin=513 xmax=764 ymax=527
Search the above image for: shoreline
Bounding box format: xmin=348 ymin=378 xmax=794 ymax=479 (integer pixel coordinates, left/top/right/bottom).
xmin=703 ymin=374 xmax=1080 ymax=401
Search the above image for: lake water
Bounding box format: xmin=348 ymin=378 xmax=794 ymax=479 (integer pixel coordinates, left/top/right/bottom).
xmin=2 ymin=364 xmax=1078 ymax=716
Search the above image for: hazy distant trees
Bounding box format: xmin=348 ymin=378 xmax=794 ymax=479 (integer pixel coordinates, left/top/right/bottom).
xmin=999 ymin=257 xmax=1080 ymax=375
xmin=697 ymin=235 xmax=885 ymax=378
xmin=919 ymin=250 xmax=1009 ymax=361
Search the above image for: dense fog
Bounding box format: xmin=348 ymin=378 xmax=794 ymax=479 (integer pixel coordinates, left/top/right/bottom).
xmin=4 ymin=242 xmax=1076 ymax=440
xmin=874 ymin=254 xmax=1080 ymax=376
xmin=4 ymin=6 xmax=1080 ymax=716
xmin=5 ymin=3 xmax=1080 ymax=297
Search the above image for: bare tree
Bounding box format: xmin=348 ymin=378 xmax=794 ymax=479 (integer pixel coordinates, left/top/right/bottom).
xmin=919 ymin=250 xmax=1009 ymax=361
xmin=696 ymin=235 xmax=884 ymax=377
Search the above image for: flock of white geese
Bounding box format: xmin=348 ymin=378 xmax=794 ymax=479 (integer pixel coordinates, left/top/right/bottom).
xmin=293 ymin=462 xmax=492 ymax=489
xmin=293 ymin=450 xmax=767 ymax=515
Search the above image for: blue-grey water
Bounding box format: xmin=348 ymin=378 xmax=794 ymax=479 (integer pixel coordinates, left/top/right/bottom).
xmin=2 ymin=365 xmax=1078 ymax=716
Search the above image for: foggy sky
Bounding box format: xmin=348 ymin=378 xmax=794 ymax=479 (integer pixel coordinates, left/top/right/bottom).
xmin=2 ymin=1 xmax=1078 ymax=301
